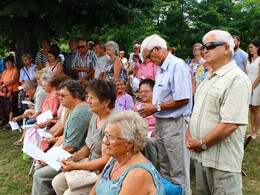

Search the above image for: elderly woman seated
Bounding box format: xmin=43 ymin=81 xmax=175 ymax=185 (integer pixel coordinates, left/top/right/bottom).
xmin=52 ymin=79 xmax=117 ymax=194
xmin=0 ymin=55 xmax=20 ymax=129
xmin=114 ymin=77 xmax=134 ymax=110
xmin=133 ymin=79 xmax=158 ymax=167
xmin=90 ymin=110 xmax=164 ymax=195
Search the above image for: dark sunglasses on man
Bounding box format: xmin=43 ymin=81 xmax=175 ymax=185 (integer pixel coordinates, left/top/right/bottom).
xmin=202 ymin=42 xmax=226 ymax=51
xmin=77 ymin=45 xmax=85 ymax=49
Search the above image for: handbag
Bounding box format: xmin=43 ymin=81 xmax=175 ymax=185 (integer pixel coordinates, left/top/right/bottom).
xmin=64 ymin=158 xmax=99 ymax=191
xmin=161 ymin=176 xmax=183 ymax=195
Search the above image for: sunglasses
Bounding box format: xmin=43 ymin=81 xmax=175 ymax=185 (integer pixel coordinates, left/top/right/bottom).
xmin=146 ymin=47 xmax=156 ymax=59
xmin=202 ymin=42 xmax=226 ymax=51
xmin=77 ymin=45 xmax=86 ymax=49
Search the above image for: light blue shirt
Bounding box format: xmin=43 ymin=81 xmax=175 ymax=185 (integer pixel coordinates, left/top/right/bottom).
xmin=19 ymin=64 xmax=37 ymax=82
xmin=232 ymin=49 xmax=248 ymax=71
xmin=153 ymin=53 xmax=192 ymax=118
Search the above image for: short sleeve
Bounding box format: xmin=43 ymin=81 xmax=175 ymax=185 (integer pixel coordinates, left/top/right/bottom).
xmin=172 ymin=62 xmax=191 ymax=101
xmin=220 ymin=77 xmax=251 ymax=125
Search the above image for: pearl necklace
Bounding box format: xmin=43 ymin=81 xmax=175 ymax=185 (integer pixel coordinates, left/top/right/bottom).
xmin=111 ymin=154 xmax=134 ymax=176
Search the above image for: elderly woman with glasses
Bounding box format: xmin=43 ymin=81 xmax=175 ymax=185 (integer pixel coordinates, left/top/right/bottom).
xmin=52 ymin=79 xmax=118 ymax=194
xmin=103 ymin=41 xmax=122 ymax=81
xmin=90 ymin=110 xmax=165 ymax=195
xmin=114 ymin=77 xmax=134 ymax=110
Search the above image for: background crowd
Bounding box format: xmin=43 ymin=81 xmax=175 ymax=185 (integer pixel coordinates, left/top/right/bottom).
xmin=0 ymin=30 xmax=259 ymax=195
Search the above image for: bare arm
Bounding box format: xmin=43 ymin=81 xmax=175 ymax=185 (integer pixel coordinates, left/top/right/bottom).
xmin=72 ymin=66 xmax=91 ymax=73
xmin=244 ymin=60 xmax=247 ymax=74
xmin=119 ymin=168 xmax=157 ymax=195
xmin=81 ymin=69 xmax=94 ymax=80
xmin=252 ymin=61 xmax=260 ymax=90
xmin=111 ymin=58 xmax=122 ymax=81
xmin=57 ymin=62 xmax=63 ymax=74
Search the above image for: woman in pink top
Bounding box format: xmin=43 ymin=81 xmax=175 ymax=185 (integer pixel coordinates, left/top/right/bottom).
xmin=133 ymin=79 xmax=157 ymax=166
xmin=45 ymin=46 xmax=63 ymax=75
xmin=136 ymin=54 xmax=158 ymax=81
xmin=37 ymin=73 xmax=60 ymax=129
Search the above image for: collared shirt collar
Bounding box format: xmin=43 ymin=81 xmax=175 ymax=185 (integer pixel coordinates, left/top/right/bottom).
xmin=208 ymin=60 xmax=237 ymax=79
xmin=160 ymin=53 xmax=172 ymax=72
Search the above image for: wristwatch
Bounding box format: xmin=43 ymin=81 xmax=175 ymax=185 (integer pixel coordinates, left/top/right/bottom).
xmin=200 ymin=138 xmax=207 ymax=150
xmin=156 ymin=104 xmax=161 ymax=112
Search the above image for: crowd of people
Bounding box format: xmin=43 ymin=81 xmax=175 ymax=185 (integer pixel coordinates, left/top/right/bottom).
xmin=0 ymin=29 xmax=259 ymax=195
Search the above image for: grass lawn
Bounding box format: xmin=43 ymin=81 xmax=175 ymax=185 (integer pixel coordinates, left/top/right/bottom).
xmin=0 ymin=126 xmax=259 ymax=195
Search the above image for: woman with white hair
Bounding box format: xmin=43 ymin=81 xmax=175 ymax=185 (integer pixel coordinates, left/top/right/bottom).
xmin=103 ymin=41 xmax=122 ymax=81
xmin=90 ymin=110 xmax=165 ymax=195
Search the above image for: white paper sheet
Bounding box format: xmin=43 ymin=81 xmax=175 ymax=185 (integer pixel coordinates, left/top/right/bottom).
xmin=21 ymin=124 xmax=36 ymax=129
xmin=22 ymin=143 xmax=72 ymax=171
xmin=18 ymin=86 xmax=23 ymax=90
xmin=22 ymin=101 xmax=35 ymax=106
xmin=9 ymin=121 xmax=21 ymax=131
xmin=22 ymin=143 xmax=45 ymax=161
xmin=147 ymin=131 xmax=152 ymax=138
xmin=37 ymin=129 xmax=53 ymax=138
xmin=36 ymin=110 xmax=53 ymax=124
xmin=43 ymin=147 xmax=72 ymax=171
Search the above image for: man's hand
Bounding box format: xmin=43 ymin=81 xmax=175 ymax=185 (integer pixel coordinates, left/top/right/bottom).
xmin=38 ymin=160 xmax=47 ymax=167
xmin=186 ymin=130 xmax=202 ymax=152
xmin=138 ymin=103 xmax=157 ymax=118
xmin=24 ymin=111 xmax=33 ymax=118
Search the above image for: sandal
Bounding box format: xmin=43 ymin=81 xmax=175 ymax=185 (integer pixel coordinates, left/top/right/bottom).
xmin=13 ymin=139 xmax=23 ymax=146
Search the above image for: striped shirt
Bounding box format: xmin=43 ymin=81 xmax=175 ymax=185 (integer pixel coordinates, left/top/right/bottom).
xmin=190 ymin=60 xmax=251 ymax=172
xmin=72 ymin=50 xmax=97 ymax=80
xmin=35 ymin=51 xmax=48 ymax=65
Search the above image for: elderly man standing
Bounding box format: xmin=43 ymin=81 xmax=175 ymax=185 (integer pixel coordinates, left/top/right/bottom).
xmin=139 ymin=34 xmax=192 ymax=195
xmin=72 ymin=39 xmax=97 ymax=81
xmin=186 ymin=30 xmax=251 ymax=194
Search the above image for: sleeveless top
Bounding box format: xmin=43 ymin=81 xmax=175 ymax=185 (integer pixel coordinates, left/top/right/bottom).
xmin=85 ymin=109 xmax=118 ymax=161
xmin=2 ymin=67 xmax=20 ymax=92
xmin=96 ymin=158 xmax=165 ymax=195
xmin=45 ymin=61 xmax=59 ymax=75
xmin=105 ymin=59 xmax=116 ymax=81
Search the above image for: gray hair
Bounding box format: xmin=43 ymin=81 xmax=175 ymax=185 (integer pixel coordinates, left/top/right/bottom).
xmin=108 ymin=110 xmax=148 ymax=153
xmin=114 ymin=77 xmax=126 ymax=85
xmin=22 ymin=54 xmax=32 ymax=60
xmin=40 ymin=72 xmax=53 ymax=85
xmin=23 ymin=80 xmax=38 ymax=90
xmin=105 ymin=41 xmax=119 ymax=56
xmin=141 ymin=34 xmax=167 ymax=55
xmin=202 ymin=30 xmax=234 ymax=57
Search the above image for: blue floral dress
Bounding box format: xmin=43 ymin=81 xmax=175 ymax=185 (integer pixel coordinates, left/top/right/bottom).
xmin=96 ymin=158 xmax=165 ymax=195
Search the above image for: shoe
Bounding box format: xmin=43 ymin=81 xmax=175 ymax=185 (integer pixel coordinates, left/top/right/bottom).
xmin=13 ymin=139 xmax=23 ymax=146
xmin=251 ymin=132 xmax=259 ymax=140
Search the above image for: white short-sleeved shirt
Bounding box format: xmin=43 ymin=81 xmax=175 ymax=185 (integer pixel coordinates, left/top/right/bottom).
xmin=190 ymin=60 xmax=251 ymax=172
xmin=94 ymin=54 xmax=110 ymax=78
xmin=153 ymin=53 xmax=192 ymax=118
xmin=33 ymin=86 xmax=48 ymax=113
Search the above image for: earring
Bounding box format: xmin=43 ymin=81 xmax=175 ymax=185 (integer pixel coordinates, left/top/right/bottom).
xmin=126 ymin=152 xmax=129 ymax=156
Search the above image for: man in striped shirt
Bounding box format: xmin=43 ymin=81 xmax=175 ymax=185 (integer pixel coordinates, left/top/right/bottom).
xmin=72 ymin=39 xmax=97 ymax=80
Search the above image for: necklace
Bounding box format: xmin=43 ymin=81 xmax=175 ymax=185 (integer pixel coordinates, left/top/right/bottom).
xmin=111 ymin=154 xmax=134 ymax=176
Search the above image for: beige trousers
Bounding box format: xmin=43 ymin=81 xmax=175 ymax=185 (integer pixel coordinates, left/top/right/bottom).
xmin=52 ymin=172 xmax=94 ymax=195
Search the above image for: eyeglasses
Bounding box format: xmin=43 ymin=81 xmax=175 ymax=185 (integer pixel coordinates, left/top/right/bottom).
xmin=104 ymin=132 xmax=123 ymax=143
xmin=193 ymin=48 xmax=202 ymax=51
xmin=202 ymin=42 xmax=226 ymax=51
xmin=146 ymin=47 xmax=156 ymax=59
xmin=59 ymin=93 xmax=71 ymax=98
xmin=138 ymin=90 xmax=152 ymax=94
xmin=77 ymin=45 xmax=85 ymax=49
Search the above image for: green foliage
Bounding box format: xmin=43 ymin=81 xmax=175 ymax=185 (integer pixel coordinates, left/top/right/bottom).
xmin=0 ymin=0 xmax=259 ymax=62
